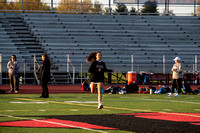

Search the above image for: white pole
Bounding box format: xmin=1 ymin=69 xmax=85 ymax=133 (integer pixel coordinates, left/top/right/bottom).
xmin=131 ymin=55 xmax=133 ymax=71
xmin=81 ymin=63 xmax=82 ymax=84
xmin=24 ymin=62 xmax=26 ymax=84
xmin=163 ymin=55 xmax=165 ymax=74
xmin=34 ymin=54 xmax=36 ymax=73
xmin=0 ymin=54 xmax=2 ymax=84
xmin=195 ymin=55 xmax=197 ymax=72
xmin=73 ymin=67 xmax=75 ymax=85
xmin=66 ymin=54 xmax=69 ymax=73
xmin=193 ymin=64 xmax=195 ymax=74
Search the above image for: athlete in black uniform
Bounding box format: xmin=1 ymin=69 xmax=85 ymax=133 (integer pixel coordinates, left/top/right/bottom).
xmin=88 ymin=52 xmax=112 ymax=109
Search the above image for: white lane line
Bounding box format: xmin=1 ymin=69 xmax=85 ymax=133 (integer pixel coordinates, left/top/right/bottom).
xmin=10 ymin=102 xmax=48 ymax=104
xmin=64 ymin=101 xmax=98 ymax=103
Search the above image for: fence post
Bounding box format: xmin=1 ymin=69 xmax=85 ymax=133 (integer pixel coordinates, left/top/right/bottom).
xmin=163 ymin=55 xmax=165 ymax=74
xmin=51 ymin=0 xmax=54 ymax=12
xmin=194 ymin=0 xmax=196 ymax=16
xmin=22 ymin=0 xmax=24 ymax=12
xmin=81 ymin=0 xmax=83 ymax=14
xmin=109 ymin=0 xmax=111 ymax=15
xmin=0 ymin=54 xmax=2 ymax=85
xmin=137 ymin=0 xmax=139 ymax=15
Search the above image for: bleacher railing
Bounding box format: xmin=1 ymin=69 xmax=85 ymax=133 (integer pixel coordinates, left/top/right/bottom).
xmin=66 ymin=54 xmax=75 ymax=85
xmin=33 ymin=54 xmax=40 ymax=85
xmin=0 ymin=54 xmax=200 ymax=84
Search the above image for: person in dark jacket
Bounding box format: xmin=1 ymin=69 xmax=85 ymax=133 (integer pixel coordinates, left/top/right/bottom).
xmin=38 ymin=54 xmax=51 ymax=98
xmin=87 ymin=52 xmax=112 ymax=109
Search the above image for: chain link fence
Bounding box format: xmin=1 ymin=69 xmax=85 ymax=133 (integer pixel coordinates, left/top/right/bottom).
xmin=0 ymin=0 xmax=199 ymax=16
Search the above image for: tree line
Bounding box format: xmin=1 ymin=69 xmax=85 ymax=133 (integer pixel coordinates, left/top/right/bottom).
xmin=0 ymin=0 xmax=199 ymax=16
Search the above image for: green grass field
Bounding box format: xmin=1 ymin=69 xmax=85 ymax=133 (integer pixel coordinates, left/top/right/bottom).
xmin=0 ymin=93 xmax=200 ymax=133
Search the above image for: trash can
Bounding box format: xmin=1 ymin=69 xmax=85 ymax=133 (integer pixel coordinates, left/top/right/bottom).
xmin=126 ymin=71 xmax=137 ymax=85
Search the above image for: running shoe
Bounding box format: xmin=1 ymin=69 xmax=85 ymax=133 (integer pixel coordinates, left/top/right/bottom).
xmin=168 ymin=93 xmax=173 ymax=97
xmin=175 ymin=93 xmax=179 ymax=97
xmin=98 ymin=104 xmax=103 ymax=109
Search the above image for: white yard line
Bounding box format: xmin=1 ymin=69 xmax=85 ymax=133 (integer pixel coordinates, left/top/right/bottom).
xmin=0 ymin=114 xmax=108 ymax=133
xmin=129 ymin=97 xmax=200 ymax=105
xmin=14 ymin=98 xmax=200 ymax=118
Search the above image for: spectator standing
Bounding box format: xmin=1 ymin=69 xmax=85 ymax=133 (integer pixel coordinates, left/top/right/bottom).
xmin=7 ymin=55 xmax=20 ymax=93
xmin=38 ymin=54 xmax=51 ymax=98
xmin=168 ymin=57 xmax=183 ymax=97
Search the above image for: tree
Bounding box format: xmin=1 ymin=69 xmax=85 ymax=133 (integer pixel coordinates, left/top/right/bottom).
xmin=130 ymin=7 xmax=136 ymax=15
xmin=104 ymin=7 xmax=112 ymax=15
xmin=57 ymin=0 xmax=94 ymax=14
xmin=0 ymin=0 xmax=7 ymax=10
xmin=57 ymin=0 xmax=79 ymax=13
xmin=0 ymin=0 xmax=21 ymax=11
xmin=115 ymin=3 xmax=128 ymax=15
xmin=196 ymin=5 xmax=200 ymax=16
xmin=140 ymin=0 xmax=159 ymax=15
xmin=20 ymin=0 xmax=50 ymax=11
xmin=162 ymin=9 xmax=175 ymax=16
xmin=91 ymin=1 xmax=103 ymax=14
xmin=81 ymin=0 xmax=92 ymax=13
xmin=0 ymin=0 xmax=50 ymax=12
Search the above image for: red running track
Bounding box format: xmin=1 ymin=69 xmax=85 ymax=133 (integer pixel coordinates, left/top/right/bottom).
xmin=0 ymin=84 xmax=199 ymax=94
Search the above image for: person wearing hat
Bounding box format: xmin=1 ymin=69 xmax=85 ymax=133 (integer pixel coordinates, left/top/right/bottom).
xmin=168 ymin=57 xmax=183 ymax=97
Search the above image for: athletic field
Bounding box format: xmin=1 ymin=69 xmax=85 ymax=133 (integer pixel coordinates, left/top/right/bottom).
xmin=0 ymin=85 xmax=200 ymax=133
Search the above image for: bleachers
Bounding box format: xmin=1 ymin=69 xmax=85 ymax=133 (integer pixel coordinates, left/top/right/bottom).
xmin=1 ymin=13 xmax=200 ymax=74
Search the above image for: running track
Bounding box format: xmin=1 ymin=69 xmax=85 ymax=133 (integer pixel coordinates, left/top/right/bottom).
xmin=0 ymin=84 xmax=199 ymax=94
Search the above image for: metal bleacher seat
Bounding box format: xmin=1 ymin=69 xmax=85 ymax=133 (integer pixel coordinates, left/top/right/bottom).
xmin=19 ymin=13 xmax=200 ymax=73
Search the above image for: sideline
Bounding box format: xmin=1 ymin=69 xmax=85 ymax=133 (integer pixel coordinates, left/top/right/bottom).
xmin=0 ymin=114 xmax=108 ymax=133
